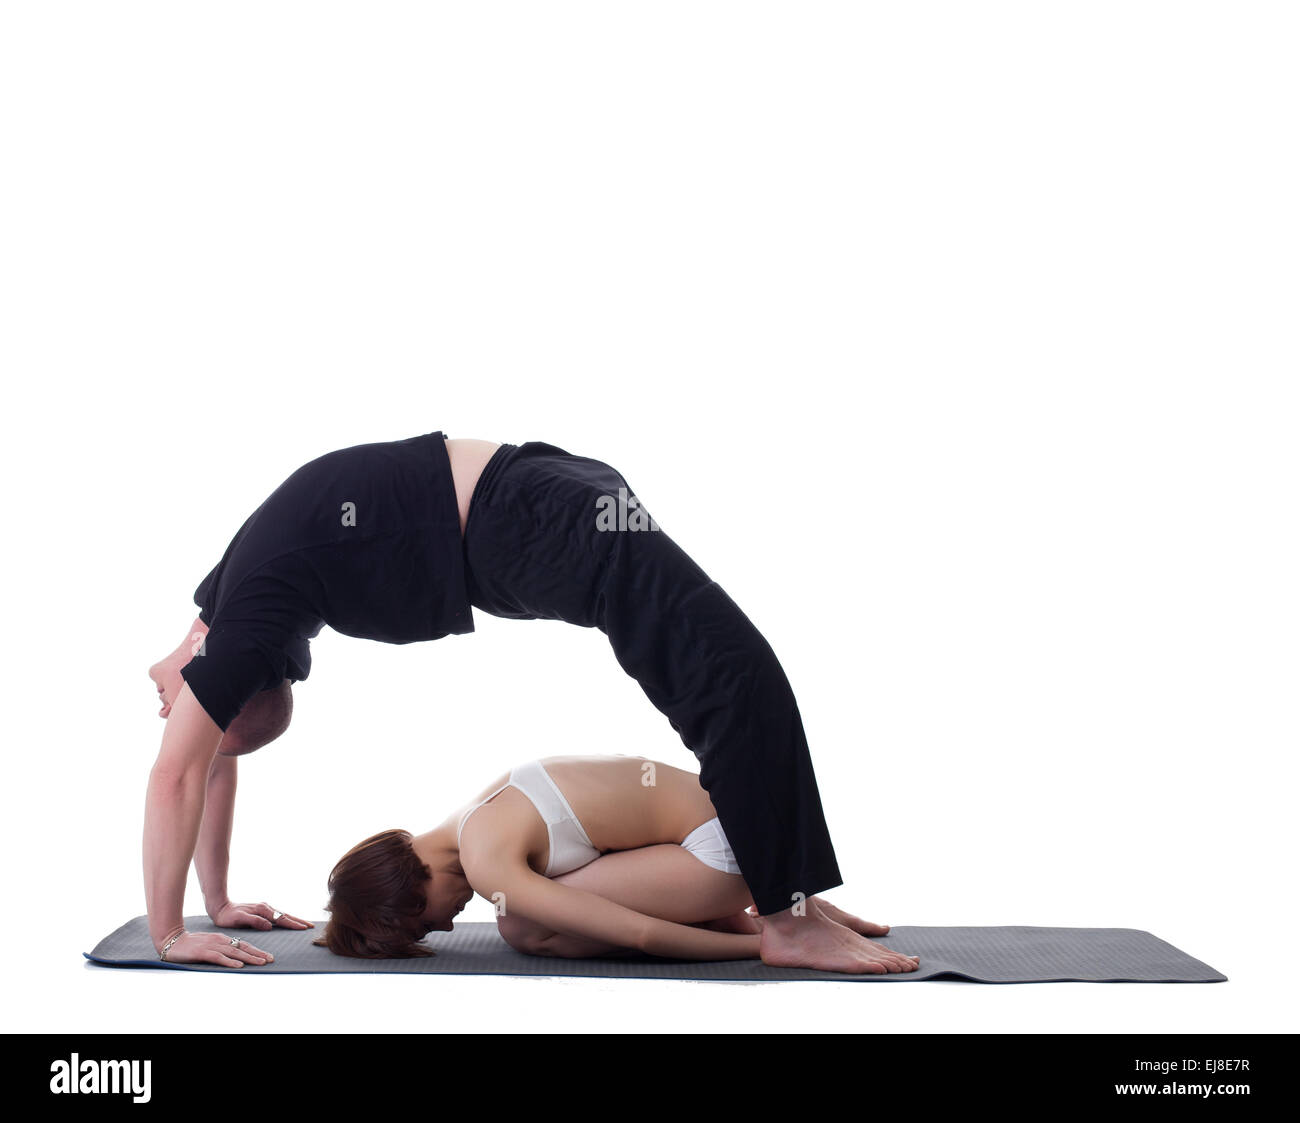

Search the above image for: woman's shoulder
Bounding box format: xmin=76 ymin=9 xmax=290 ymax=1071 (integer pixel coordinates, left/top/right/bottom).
xmin=456 ymin=783 xmax=548 ymax=881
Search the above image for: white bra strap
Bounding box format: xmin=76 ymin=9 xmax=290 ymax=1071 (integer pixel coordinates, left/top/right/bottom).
xmin=456 ymin=777 xmax=513 ymax=847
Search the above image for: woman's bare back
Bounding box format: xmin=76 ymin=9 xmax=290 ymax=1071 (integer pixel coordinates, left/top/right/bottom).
xmin=450 ymin=754 xmax=718 ymax=864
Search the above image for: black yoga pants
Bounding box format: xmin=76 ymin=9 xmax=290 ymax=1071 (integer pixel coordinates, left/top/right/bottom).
xmin=462 ymin=440 xmax=843 ymax=917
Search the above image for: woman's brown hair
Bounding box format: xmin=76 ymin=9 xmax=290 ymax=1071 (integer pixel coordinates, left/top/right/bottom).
xmin=313 ymin=828 xmax=437 ymax=958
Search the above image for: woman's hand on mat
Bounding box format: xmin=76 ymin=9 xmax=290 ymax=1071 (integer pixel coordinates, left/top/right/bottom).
xmin=161 ymin=931 xmax=275 ymax=968
xmin=208 ymin=900 xmax=314 ymax=931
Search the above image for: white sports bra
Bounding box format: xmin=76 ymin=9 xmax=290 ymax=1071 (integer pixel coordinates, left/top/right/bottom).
xmin=456 ymin=759 xmax=602 ymax=877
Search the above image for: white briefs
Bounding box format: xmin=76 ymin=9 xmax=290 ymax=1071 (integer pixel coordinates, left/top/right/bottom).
xmin=680 ymin=816 xmax=743 ymax=875
xmin=457 ymin=758 xmax=742 ymax=878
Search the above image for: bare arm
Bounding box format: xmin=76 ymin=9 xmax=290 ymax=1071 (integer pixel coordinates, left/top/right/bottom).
xmin=143 ymin=682 xmax=223 ymax=950
xmin=142 ymin=683 xmax=274 ymax=967
xmin=194 ymin=753 xmax=236 ymax=917
xmin=465 ymin=857 xmax=759 ymax=961
xmin=190 ymin=753 xmax=314 ymax=933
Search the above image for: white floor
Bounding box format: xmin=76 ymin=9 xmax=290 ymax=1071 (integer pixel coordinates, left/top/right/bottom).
xmin=4 ymin=1 xmax=1296 ymax=1041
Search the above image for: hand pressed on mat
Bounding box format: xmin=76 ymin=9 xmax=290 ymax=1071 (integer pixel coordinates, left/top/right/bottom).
xmin=159 ymin=930 xmax=274 ymax=969
xmin=209 ymin=899 xmax=313 ymax=932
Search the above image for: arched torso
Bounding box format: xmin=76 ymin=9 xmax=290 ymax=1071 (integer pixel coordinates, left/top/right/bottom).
xmin=449 ymin=755 xmax=719 ymax=877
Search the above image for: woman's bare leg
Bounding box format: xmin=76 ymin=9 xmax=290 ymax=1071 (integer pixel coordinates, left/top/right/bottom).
xmin=495 ymin=844 xmax=753 ymax=958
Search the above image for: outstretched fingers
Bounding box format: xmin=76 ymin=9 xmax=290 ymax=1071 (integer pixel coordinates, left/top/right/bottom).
xmin=219 ymin=939 xmax=273 ymax=967
xmin=167 ymin=932 xmax=276 ymax=969
xmin=242 ymin=902 xmax=314 ymax=930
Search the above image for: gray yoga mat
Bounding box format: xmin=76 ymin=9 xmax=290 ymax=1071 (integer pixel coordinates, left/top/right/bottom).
xmin=85 ymin=917 xmax=1226 ymax=982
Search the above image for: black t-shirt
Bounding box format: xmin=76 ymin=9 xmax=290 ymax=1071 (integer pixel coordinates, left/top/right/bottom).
xmin=180 ymin=430 xmax=474 ymax=731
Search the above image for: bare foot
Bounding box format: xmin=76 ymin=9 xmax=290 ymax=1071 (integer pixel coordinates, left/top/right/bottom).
xmin=759 ymin=904 xmax=920 ymax=974
xmin=808 ymin=896 xmax=891 ymax=938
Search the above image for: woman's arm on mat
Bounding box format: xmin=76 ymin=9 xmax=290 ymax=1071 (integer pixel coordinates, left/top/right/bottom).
xmin=463 ymin=855 xmax=760 ymax=961
xmin=142 ymin=684 xmax=272 ymax=967
xmin=193 ymin=753 xmax=236 ymax=919
xmin=193 ymin=754 xmax=313 ymax=932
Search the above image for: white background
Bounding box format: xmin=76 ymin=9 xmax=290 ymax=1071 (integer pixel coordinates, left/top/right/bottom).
xmin=1 ymin=1 xmax=1295 ymax=1035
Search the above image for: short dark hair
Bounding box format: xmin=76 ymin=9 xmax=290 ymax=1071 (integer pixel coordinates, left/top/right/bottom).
xmin=313 ymin=829 xmax=437 ymax=958
xmin=218 ymin=680 xmax=293 ymax=756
